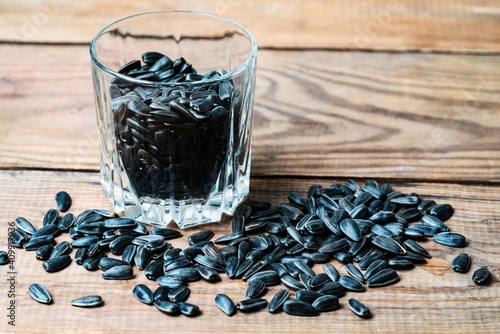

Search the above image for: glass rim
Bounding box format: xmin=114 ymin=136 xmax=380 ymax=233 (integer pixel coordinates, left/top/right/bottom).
xmin=89 ymin=10 xmax=258 ymax=87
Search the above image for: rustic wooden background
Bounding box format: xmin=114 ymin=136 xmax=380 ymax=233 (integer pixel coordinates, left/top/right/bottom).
xmin=0 ymin=1 xmax=499 ymax=333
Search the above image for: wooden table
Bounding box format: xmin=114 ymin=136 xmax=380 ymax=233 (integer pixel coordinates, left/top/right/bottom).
xmin=1 ymin=1 xmax=499 ymax=333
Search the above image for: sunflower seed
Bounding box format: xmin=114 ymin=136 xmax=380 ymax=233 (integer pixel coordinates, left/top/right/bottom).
xmin=178 ymin=302 xmax=200 ymax=316
xmin=202 ymin=243 xmax=225 ymax=265
xmin=57 ymin=213 xmax=74 ymax=231
xmin=267 ymin=289 xmax=290 ymax=313
xmin=430 ymin=204 xmax=454 ymax=221
xmin=168 ymin=286 xmax=190 ymax=302
xmin=154 ymin=300 xmax=180 ymax=315
xmin=31 ymin=224 xmax=59 ymax=239
xmin=15 ymin=217 xmax=37 ymax=235
xmin=451 ymin=253 xmax=471 ymax=273
xmin=345 ymin=263 xmax=365 ymax=283
xmin=71 ymin=235 xmax=100 ymax=248
xmin=42 ymin=254 xmax=72 ymax=272
xmin=318 ymin=238 xmax=349 ymax=254
xmin=323 ymin=263 xmax=340 ymax=282
xmin=103 ymin=218 xmax=137 ymax=229
xmin=348 ymin=298 xmax=370 ymax=317
xmin=9 ymin=228 xmax=29 ymax=247
xmin=74 ymin=247 xmax=88 ymax=265
xmin=150 ymin=228 xmax=181 ymax=240
xmin=49 ymin=241 xmax=70 ymax=259
xmin=237 ymin=298 xmax=268 ymax=312
xmin=247 ymin=270 xmax=281 ymax=286
xmin=388 ymin=258 xmax=413 ymax=269
xmin=372 ymin=235 xmax=406 ymax=255
xmin=122 ymin=244 xmax=137 ymax=265
xmin=338 ymin=275 xmax=365 ymax=292
xmin=281 ymin=275 xmax=305 ymax=290
xmin=83 ymin=251 xmax=106 ymax=271
xmin=197 ymin=265 xmax=220 ymax=282
xmin=55 ymin=191 xmax=72 ymax=212
xmin=153 ymin=286 xmax=170 ymax=302
xmin=156 ymin=275 xmax=184 ymax=288
xmin=43 ymin=209 xmax=59 ymax=226
xmin=144 ymin=261 xmax=165 ymax=280
xmin=230 ymin=215 xmax=245 ymax=234
xmin=71 ymin=295 xmax=103 ymax=307
xmin=194 ymin=254 xmax=225 ymax=272
xmin=187 ymin=230 xmax=214 ymax=245
xmin=215 ymin=294 xmax=236 ymax=316
xmin=102 ymin=265 xmax=134 ymax=280
xmin=296 ymin=290 xmax=324 ymax=304
xmin=403 ymin=239 xmax=431 ymax=258
xmin=364 ymin=259 xmax=389 ymax=280
xmin=246 ymin=280 xmax=266 ymax=299
xmin=165 ymin=267 xmax=200 ymax=282
xmin=35 ymin=244 xmax=54 ymax=261
xmin=29 ymin=283 xmax=52 ymax=304
xmin=472 ymin=267 xmax=491 ymax=285
xmin=24 ymin=235 xmax=56 ymax=251
xmin=421 ymin=215 xmax=448 ymax=231
xmin=318 ymin=281 xmax=345 ymax=297
xmin=433 ymin=232 xmax=466 ymax=247
xmin=312 ymin=295 xmax=340 ymax=312
xmin=235 ymin=259 xmax=254 ymax=278
xmin=283 ymin=300 xmax=318 ymax=317
xmin=98 ymin=257 xmax=128 ymax=271
xmin=367 ymin=268 xmax=400 ymax=287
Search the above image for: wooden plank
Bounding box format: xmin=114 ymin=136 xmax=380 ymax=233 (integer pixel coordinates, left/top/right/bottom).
xmin=2 ymin=0 xmax=500 ymax=52
xmin=0 ymin=170 xmax=499 ymax=333
xmin=1 ymin=44 xmax=500 ymax=181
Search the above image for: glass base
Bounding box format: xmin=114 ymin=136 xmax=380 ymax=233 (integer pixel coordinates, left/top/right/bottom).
xmin=100 ymin=173 xmax=249 ymax=229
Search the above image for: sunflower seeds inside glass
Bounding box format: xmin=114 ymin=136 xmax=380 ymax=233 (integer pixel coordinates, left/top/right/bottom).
xmin=71 ymin=295 xmax=103 ymax=308
xmin=29 ymin=283 xmax=52 ymax=304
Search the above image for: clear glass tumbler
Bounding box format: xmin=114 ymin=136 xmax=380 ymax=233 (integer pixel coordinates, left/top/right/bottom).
xmin=89 ymin=10 xmax=257 ymax=228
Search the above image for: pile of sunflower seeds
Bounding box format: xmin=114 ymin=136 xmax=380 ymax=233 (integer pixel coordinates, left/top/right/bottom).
xmin=4 ymin=180 xmax=492 ymax=317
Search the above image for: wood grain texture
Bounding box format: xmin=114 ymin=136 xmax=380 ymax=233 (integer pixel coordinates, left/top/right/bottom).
xmin=1 ymin=44 xmax=499 ymax=181
xmin=2 ymin=0 xmax=500 ymax=52
xmin=0 ymin=170 xmax=499 ymax=333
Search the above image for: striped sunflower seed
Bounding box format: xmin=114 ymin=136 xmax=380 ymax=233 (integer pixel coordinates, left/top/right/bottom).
xmin=283 ymin=300 xmax=318 ymax=317
xmin=29 ymin=283 xmax=52 ymax=304
xmin=71 ymin=295 xmax=103 ymax=308
xmin=215 ymin=294 xmax=236 ymax=316
xmin=472 ymin=267 xmax=491 ymax=285
xmin=312 ymin=295 xmax=340 ymax=312
xmin=268 ymin=289 xmax=290 ymax=313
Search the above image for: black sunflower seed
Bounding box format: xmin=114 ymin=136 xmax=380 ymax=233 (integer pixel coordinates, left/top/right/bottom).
xmin=338 ymin=275 xmax=365 ymax=292
xmin=312 ymin=295 xmax=340 ymax=312
xmin=29 ymin=283 xmax=52 ymax=304
xmin=178 ymin=302 xmax=200 ymax=317
xmin=367 ymin=268 xmax=400 ymax=287
xmin=71 ymin=295 xmax=103 ymax=308
xmin=323 ymin=263 xmax=340 ymax=282
xmin=154 ymin=300 xmax=180 ymax=315
xmin=283 ymin=300 xmax=318 ymax=317
xmin=55 ymin=191 xmax=72 ymax=212
xmin=168 ymin=286 xmax=190 ymax=303
xmin=268 ymin=289 xmax=290 ymax=313
xmin=15 ymin=217 xmax=37 ymax=235
xmin=42 ymin=254 xmax=72 ymax=272
xmin=215 ymin=294 xmax=236 ymax=316
xmin=296 ymin=290 xmax=324 ymax=304
xmin=43 ymin=209 xmax=59 ymax=226
xmin=472 ymin=267 xmax=491 ymax=285
xmin=348 ymin=298 xmax=370 ymax=317
xmin=372 ymin=235 xmax=406 ymax=255
xmin=345 ymin=263 xmax=365 ymax=283
xmin=236 ymin=298 xmax=268 ymax=312
xmin=102 ymin=265 xmax=134 ymax=280
xmin=452 ymin=253 xmax=471 ymax=273
xmin=433 ymin=232 xmax=466 ymax=247
xmin=246 ymin=280 xmax=266 ymax=299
